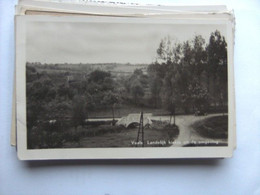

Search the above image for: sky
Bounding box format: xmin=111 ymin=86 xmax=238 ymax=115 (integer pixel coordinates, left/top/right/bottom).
xmin=26 ymin=20 xmax=226 ymax=64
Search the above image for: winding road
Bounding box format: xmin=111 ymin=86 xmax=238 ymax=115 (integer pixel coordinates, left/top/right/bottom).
xmin=84 ymin=113 xmax=227 ymax=147
xmin=150 ymin=114 xmax=227 ymax=146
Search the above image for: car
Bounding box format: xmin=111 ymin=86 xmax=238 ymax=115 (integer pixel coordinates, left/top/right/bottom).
xmin=194 ymin=110 xmax=207 ymax=116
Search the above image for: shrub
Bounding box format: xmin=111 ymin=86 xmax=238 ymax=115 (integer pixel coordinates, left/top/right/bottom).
xmin=165 ymin=124 xmax=180 ymax=139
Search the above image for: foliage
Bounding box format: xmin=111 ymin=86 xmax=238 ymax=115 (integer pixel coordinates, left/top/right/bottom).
xmin=192 ymin=115 xmax=228 ymax=139
xmin=72 ymin=95 xmax=86 ymax=129
xmin=147 ymin=30 xmax=227 ymax=113
xmin=88 ymin=70 xmax=111 ymax=83
xmin=26 ymin=30 xmax=228 ymax=148
xmin=125 ymin=69 xmax=147 ymax=105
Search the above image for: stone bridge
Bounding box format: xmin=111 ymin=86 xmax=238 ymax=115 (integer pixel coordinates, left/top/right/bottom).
xmin=116 ymin=113 xmax=153 ymax=128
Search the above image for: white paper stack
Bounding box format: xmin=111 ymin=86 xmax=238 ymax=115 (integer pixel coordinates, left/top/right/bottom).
xmin=13 ymin=0 xmax=236 ymax=160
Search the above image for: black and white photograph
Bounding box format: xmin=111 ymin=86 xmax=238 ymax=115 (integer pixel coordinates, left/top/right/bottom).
xmin=15 ymin=15 xmax=235 ymax=159
xmin=25 ymin=18 xmax=229 ymax=149
xmin=4 ymin=1 xmax=260 ymax=194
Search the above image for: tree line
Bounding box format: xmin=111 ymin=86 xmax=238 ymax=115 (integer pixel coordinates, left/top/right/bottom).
xmin=147 ymin=30 xmax=228 ymax=115
xmin=26 ymin=30 xmax=227 ymax=148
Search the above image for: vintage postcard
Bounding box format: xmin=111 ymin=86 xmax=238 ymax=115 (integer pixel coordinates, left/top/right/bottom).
xmin=15 ymin=13 xmax=235 ymax=160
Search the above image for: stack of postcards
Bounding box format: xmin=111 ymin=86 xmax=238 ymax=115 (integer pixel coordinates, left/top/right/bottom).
xmin=13 ymin=0 xmax=236 ymax=160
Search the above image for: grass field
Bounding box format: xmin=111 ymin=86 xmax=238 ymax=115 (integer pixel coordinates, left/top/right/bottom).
xmin=63 ymin=122 xmax=179 ymax=148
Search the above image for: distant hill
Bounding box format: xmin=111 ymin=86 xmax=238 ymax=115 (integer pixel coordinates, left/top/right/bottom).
xmin=26 ymin=62 xmax=149 ymax=76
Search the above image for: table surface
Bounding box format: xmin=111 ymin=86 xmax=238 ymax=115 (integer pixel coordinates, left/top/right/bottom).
xmin=1 ymin=0 xmax=260 ymax=194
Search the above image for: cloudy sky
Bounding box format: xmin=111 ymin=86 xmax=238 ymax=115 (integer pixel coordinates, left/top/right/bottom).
xmin=26 ymin=20 xmax=226 ymax=64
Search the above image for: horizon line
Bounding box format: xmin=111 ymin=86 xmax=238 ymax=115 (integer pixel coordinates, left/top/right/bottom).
xmin=26 ymin=62 xmax=155 ymax=65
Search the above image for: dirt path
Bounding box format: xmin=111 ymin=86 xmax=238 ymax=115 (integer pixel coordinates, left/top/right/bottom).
xmin=64 ymin=113 xmax=227 ymax=148
xmin=170 ymin=114 xmax=227 ymax=146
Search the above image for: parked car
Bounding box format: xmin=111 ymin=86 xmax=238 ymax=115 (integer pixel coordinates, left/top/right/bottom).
xmin=194 ymin=110 xmax=207 ymax=116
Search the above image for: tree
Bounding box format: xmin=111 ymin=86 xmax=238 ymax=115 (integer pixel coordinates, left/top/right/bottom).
xmin=192 ymin=35 xmax=207 ymax=78
xmin=162 ymin=67 xmax=182 ymax=124
xmin=157 ymin=37 xmax=171 ymax=62
xmin=84 ymin=92 xmax=95 ymax=118
xmin=147 ymin=62 xmax=168 ymax=108
xmin=188 ymin=79 xmax=209 ymax=111
xmin=71 ymin=96 xmax=86 ymax=130
xmin=89 ymin=70 xmax=111 ymax=83
xmin=151 ymin=37 xmax=183 ymax=115
xmin=131 ymin=81 xmax=145 ymax=105
xmin=156 ymin=36 xmax=183 ymax=65
xmin=150 ymin=76 xmax=163 ymax=108
xmin=207 ymin=30 xmax=228 ymax=109
xmin=182 ymin=41 xmax=193 ymax=67
xmin=102 ymin=77 xmax=114 ymax=91
xmin=125 ymin=69 xmax=147 ymax=106
xmin=102 ymin=91 xmax=120 ymax=125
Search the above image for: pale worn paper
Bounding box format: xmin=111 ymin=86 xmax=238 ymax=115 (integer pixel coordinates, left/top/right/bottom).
xmin=12 ymin=3 xmax=236 ymax=150
xmin=15 ymin=13 xmax=235 ymax=160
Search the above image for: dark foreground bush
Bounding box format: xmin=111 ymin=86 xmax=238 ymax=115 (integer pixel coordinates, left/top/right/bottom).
xmin=164 ymin=124 xmax=180 ymax=139
xmin=79 ymin=125 xmax=124 ymax=137
xmin=28 ymin=124 xmax=126 ymax=149
xmin=151 ymin=120 xmax=170 ymax=130
xmin=192 ymin=115 xmax=228 ymax=139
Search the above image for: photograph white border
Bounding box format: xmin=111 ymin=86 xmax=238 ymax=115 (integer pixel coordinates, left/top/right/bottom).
xmin=16 ymin=15 xmax=235 ymax=160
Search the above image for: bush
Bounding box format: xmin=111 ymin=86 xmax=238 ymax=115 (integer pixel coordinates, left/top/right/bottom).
xmin=165 ymin=124 xmax=180 ymax=139
xmin=90 ymin=125 xmax=123 ymax=136
xmin=192 ymin=115 xmax=227 ymax=139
